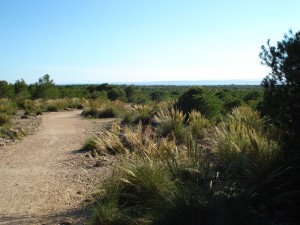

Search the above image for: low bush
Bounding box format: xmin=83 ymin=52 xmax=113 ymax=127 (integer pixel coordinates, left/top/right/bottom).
xmin=98 ymin=106 xmax=121 ymax=118
xmin=81 ymin=100 xmax=127 ymax=118
xmin=0 ymin=98 xmax=16 ymax=115
xmin=81 ymin=107 xmax=100 ymax=118
xmin=154 ymin=108 xmax=186 ymax=143
xmin=0 ymin=113 xmax=9 ymax=126
xmin=24 ymin=99 xmax=43 ymax=115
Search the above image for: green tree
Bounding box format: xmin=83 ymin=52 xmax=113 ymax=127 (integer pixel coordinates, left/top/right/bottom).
xmin=107 ymin=87 xmax=126 ymax=101
xmin=0 ymin=80 xmax=15 ymax=98
xmin=125 ymin=85 xmax=138 ymax=102
xmin=31 ymin=74 xmax=59 ymax=99
xmin=260 ymin=30 xmax=300 ymax=144
xmin=177 ymin=87 xmax=223 ymax=119
xmin=258 ymin=30 xmax=300 ymax=223
xmin=151 ymin=91 xmax=168 ymax=102
xmin=14 ymin=79 xmax=30 ymax=97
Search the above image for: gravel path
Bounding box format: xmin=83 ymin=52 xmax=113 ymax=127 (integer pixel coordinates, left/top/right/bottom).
xmin=0 ymin=110 xmax=114 ymax=225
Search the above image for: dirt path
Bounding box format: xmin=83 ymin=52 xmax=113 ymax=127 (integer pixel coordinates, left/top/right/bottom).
xmin=0 ymin=111 xmax=114 ymax=225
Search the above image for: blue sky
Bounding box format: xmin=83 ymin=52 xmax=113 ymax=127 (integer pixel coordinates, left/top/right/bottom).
xmin=0 ymin=0 xmax=299 ymax=84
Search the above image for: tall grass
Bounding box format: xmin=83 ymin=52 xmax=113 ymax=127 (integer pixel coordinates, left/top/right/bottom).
xmin=187 ymin=110 xmax=211 ymax=140
xmin=213 ymin=106 xmax=278 ymax=183
xmin=88 ymin=106 xmax=283 ymax=225
xmin=154 ymin=108 xmax=186 ymax=143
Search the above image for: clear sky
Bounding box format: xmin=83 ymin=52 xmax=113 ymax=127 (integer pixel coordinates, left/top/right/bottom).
xmin=0 ymin=0 xmax=299 ymax=84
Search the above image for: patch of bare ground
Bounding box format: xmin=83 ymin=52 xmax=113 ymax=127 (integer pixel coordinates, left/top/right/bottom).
xmin=0 ymin=110 xmax=117 ymax=225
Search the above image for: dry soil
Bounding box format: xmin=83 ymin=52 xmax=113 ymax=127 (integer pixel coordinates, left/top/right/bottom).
xmin=0 ymin=110 xmax=115 ymax=225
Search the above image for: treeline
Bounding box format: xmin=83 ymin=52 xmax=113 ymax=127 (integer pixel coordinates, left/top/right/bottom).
xmin=0 ymin=74 xmax=263 ymax=113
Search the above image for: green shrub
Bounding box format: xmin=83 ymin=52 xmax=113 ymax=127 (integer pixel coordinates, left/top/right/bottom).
xmin=98 ymin=106 xmax=120 ymax=118
xmin=177 ymin=87 xmax=223 ymax=119
xmin=81 ymin=107 xmax=99 ymax=117
xmin=0 ymin=113 xmax=9 ymax=126
xmin=0 ymin=98 xmax=16 ymax=115
xmin=24 ymin=99 xmax=43 ymax=115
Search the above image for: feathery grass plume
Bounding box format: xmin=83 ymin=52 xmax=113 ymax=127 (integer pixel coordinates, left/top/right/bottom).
xmin=213 ymin=106 xmax=279 ymax=183
xmin=82 ymin=130 xmax=127 ymax=155
xmin=90 ymin=154 xmax=178 ymax=225
xmin=133 ymin=104 xmax=154 ymax=125
xmin=99 ymin=130 xmax=127 ymax=155
xmin=82 ymin=136 xmax=106 ymax=155
xmin=122 ymin=122 xmax=157 ymax=154
xmin=154 ymin=107 xmax=186 ymax=143
xmin=90 ymin=132 xmax=250 ymax=225
xmin=230 ymin=106 xmax=264 ymax=131
xmin=187 ymin=110 xmax=211 ymax=140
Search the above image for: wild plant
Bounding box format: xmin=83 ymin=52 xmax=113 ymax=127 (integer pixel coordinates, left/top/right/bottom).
xmin=154 ymin=107 xmax=186 ymax=143
xmin=0 ymin=98 xmax=16 ymax=115
xmin=187 ymin=110 xmax=211 ymax=140
xmin=133 ymin=104 xmax=154 ymax=125
xmin=0 ymin=113 xmax=9 ymax=126
xmin=89 ymin=105 xmax=282 ymax=225
xmin=213 ymin=106 xmax=279 ymax=183
xmin=24 ymin=99 xmax=43 ymax=115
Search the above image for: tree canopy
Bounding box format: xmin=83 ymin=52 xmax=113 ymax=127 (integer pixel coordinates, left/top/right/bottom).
xmin=260 ymin=30 xmax=300 ymax=146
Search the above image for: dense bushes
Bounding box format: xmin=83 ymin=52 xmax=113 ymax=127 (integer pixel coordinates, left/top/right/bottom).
xmin=177 ymin=87 xmax=223 ymax=119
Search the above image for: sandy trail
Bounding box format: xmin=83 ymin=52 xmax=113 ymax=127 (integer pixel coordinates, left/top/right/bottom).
xmin=0 ymin=111 xmax=113 ymax=225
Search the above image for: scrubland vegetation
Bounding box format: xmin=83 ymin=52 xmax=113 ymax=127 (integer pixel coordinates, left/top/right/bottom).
xmin=1 ymin=30 xmax=299 ymax=224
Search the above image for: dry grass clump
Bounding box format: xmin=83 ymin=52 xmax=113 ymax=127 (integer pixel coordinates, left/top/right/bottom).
xmin=132 ymin=104 xmax=154 ymax=125
xmin=24 ymin=99 xmax=43 ymax=115
xmin=187 ymin=110 xmax=211 ymax=140
xmin=154 ymin=108 xmax=186 ymax=143
xmin=88 ymin=106 xmax=283 ymax=225
xmin=213 ymin=106 xmax=278 ymax=182
xmin=82 ymin=122 xmax=126 ymax=155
